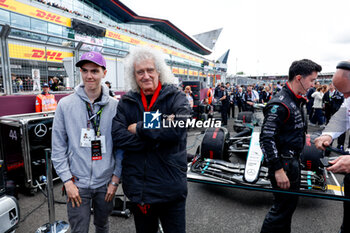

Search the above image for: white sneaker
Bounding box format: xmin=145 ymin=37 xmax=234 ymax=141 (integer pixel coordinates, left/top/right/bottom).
xmin=345 ymin=148 xmax=350 ymax=154
xmin=308 ymin=123 xmax=316 ymax=126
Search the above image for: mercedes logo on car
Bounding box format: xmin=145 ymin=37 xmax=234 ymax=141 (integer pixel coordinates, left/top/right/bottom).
xmin=34 ymin=123 xmax=47 ymax=137
xmin=246 ymin=169 xmax=256 ymax=176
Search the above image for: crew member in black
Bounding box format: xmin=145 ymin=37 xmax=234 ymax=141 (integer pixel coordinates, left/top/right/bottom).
xmin=243 ymin=85 xmax=256 ymax=112
xmin=322 ymin=82 xmax=346 ymax=152
xmin=323 ymin=82 xmax=344 ymax=124
xmin=235 ymin=87 xmax=244 ymax=112
xmin=260 ymin=59 xmax=322 ymax=233
xmin=217 ymin=85 xmax=229 ymax=125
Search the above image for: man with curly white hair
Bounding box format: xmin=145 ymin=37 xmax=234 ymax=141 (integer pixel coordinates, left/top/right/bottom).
xmin=112 ymin=46 xmax=191 ymax=233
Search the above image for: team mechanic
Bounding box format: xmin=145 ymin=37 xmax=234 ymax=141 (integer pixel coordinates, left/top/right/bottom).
xmin=112 ymin=47 xmax=191 ymax=233
xmin=259 ymin=59 xmax=322 ymax=233
xmin=314 ymin=60 xmax=350 ymax=233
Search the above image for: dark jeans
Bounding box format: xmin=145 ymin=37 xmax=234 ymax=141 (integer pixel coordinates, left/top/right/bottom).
xmin=307 ymin=103 xmax=314 ymax=121
xmin=261 ymin=158 xmax=300 ymax=233
xmin=324 ymin=107 xmax=334 ymax=125
xmin=130 ymin=198 xmax=186 ymax=233
xmin=310 ymin=108 xmax=324 ymax=125
xmin=341 ymin=174 xmax=350 ymax=233
xmin=67 ymin=185 xmax=114 ymax=233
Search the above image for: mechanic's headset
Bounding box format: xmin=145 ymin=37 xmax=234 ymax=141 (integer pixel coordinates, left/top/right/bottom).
xmin=297 ymin=75 xmax=308 ymax=92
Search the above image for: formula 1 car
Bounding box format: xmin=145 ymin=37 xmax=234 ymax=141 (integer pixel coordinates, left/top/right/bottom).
xmin=188 ymin=105 xmax=348 ymax=201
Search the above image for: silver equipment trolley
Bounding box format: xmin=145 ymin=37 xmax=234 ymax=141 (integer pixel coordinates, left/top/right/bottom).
xmin=0 ymin=111 xmax=58 ymax=194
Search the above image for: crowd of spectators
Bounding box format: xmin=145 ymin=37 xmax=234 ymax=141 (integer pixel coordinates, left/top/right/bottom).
xmin=34 ymin=0 xmax=91 ymax=19
xmin=33 ymin=0 xmax=202 ymax=61
xmin=10 ymin=74 xmax=67 ymax=93
xmin=208 ymin=81 xmax=339 ymax=126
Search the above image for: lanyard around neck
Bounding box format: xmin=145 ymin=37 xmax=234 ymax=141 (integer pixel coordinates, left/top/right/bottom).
xmin=140 ymin=81 xmax=162 ymax=112
xmin=86 ymin=102 xmax=104 ymax=136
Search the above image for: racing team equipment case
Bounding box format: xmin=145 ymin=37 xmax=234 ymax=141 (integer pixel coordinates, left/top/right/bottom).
xmin=0 ymin=112 xmax=57 ymax=194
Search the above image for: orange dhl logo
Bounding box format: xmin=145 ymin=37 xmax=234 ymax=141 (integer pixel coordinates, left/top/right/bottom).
xmin=35 ymin=9 xmax=64 ymax=24
xmin=31 ymin=49 xmax=63 ymax=61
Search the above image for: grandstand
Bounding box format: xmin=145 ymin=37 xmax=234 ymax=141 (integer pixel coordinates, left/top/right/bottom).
xmin=0 ymin=0 xmax=227 ymax=96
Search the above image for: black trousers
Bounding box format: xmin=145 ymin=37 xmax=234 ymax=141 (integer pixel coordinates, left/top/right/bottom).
xmin=229 ymin=103 xmax=235 ymax=118
xmin=337 ymin=132 xmax=350 ymax=149
xmin=261 ymin=158 xmax=300 ymax=233
xmin=130 ymin=198 xmax=186 ymax=233
xmin=341 ymin=174 xmax=350 ymax=233
xmin=237 ymin=103 xmax=243 ymax=112
xmin=221 ymin=104 xmax=228 ymax=125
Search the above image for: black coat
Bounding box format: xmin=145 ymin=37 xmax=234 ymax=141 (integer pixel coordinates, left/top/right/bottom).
xmin=260 ymin=85 xmax=307 ymax=172
xmin=322 ymin=90 xmax=344 ymax=115
xmin=112 ymin=84 xmax=190 ymax=204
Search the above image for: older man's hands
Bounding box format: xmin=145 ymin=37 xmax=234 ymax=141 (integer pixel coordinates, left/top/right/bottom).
xmin=128 ymin=123 xmax=137 ymax=134
xmin=328 ymin=156 xmax=350 ymax=174
xmin=314 ymin=135 xmax=350 ymax=173
xmin=314 ymin=135 xmax=333 ymax=151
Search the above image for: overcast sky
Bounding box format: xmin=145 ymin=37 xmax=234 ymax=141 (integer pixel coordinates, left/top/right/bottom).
xmin=120 ymin=0 xmax=350 ymax=76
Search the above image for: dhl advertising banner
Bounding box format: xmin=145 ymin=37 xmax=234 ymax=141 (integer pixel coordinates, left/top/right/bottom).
xmin=106 ymin=29 xmax=203 ymax=64
xmin=8 ymin=43 xmax=73 ymax=62
xmin=105 ymin=30 xmax=148 ymax=47
xmin=0 ymin=0 xmax=71 ymax=27
xmin=172 ymin=67 xmax=205 ymax=77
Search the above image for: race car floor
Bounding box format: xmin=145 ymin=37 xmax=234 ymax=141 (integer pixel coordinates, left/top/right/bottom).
xmin=15 ymin=111 xmax=347 ymax=233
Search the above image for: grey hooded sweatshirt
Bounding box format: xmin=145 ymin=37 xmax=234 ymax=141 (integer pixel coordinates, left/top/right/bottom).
xmin=52 ymin=83 xmax=119 ymax=189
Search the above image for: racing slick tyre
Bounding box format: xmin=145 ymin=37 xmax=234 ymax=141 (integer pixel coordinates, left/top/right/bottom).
xmin=300 ymin=134 xmax=324 ymax=174
xmin=201 ymin=127 xmax=229 ymax=161
xmin=233 ymin=111 xmax=254 ymax=132
xmin=237 ymin=111 xmax=253 ymax=123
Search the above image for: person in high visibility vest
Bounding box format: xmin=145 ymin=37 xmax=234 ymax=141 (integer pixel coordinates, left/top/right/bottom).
xmin=207 ymin=87 xmax=213 ymax=105
xmin=35 ymin=83 xmax=57 ymax=112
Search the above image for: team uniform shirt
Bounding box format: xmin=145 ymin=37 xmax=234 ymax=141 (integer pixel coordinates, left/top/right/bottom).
xmin=322 ymin=97 xmax=350 ymax=140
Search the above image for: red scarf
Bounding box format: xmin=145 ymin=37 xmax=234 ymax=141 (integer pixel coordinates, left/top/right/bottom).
xmin=140 ymin=81 xmax=162 ymax=111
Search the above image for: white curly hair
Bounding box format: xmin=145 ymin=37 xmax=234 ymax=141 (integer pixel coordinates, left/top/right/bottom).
xmin=124 ymin=46 xmax=176 ymax=92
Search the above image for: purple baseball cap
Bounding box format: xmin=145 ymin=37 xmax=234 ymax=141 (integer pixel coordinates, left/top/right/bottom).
xmin=75 ymin=51 xmax=106 ymax=69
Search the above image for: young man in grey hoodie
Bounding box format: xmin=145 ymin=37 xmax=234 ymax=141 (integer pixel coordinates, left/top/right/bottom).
xmin=52 ymin=51 xmax=121 ymax=233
